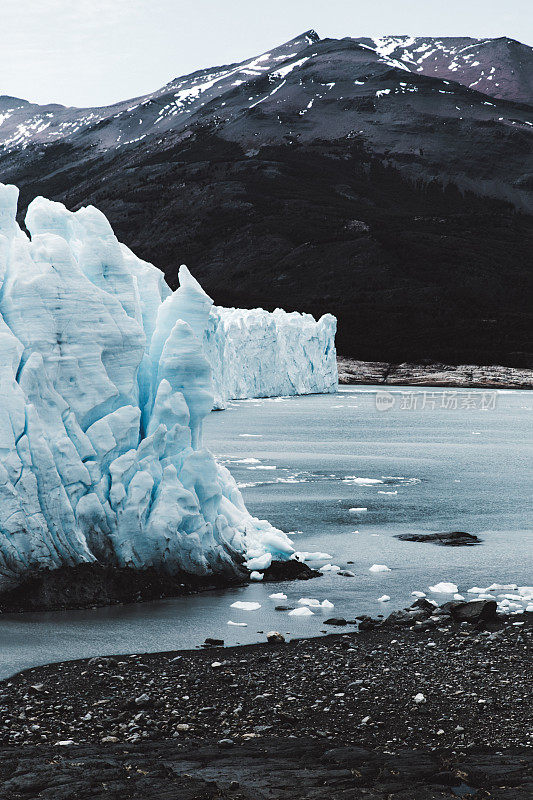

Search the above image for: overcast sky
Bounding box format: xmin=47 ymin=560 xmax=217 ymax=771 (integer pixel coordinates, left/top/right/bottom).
xmin=1 ymin=0 xmax=530 ymax=108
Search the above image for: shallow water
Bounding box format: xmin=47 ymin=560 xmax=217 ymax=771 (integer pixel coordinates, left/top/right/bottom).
xmin=1 ymin=386 xmax=531 ymax=679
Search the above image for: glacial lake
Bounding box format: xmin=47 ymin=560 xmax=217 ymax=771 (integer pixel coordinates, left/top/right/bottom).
xmin=1 ymin=386 xmax=531 ymax=679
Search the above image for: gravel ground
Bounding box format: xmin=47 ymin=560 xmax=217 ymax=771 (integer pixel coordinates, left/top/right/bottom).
xmin=0 ymin=614 xmax=531 ymax=797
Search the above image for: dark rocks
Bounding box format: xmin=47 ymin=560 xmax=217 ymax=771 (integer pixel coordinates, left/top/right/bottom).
xmin=217 ymin=738 xmax=234 ymax=748
xmin=0 ymin=563 xmax=247 ymax=613
xmin=0 ymin=740 xmax=530 ymax=800
xmin=203 ymin=638 xmax=225 ymax=647
xmin=262 ymin=560 xmax=320 ymax=582
xmin=447 ymin=600 xmax=498 ymax=624
xmin=323 ymin=618 xmax=349 ymax=626
xmin=266 ymin=631 xmax=285 ymax=643
xmin=396 ymin=531 xmax=482 ymax=546
xmin=383 ymin=610 xmax=414 ymax=627
xmin=411 ymin=598 xmax=439 ymax=614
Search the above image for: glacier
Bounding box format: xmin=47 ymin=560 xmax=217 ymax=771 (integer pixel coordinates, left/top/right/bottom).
xmin=0 ymin=184 xmax=336 ymax=592
xmin=206 ymin=307 xmax=337 ymax=408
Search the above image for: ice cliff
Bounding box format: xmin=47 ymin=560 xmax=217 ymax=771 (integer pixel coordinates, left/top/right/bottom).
xmin=0 ymin=185 xmax=309 ymax=591
xmin=206 ymin=307 xmax=337 ymax=408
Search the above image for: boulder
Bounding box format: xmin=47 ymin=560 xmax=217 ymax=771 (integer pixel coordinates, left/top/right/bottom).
xmin=396 ymin=531 xmax=482 ymax=546
xmin=266 ymin=631 xmax=285 ymax=643
xmin=449 ymin=599 xmax=498 ymax=623
xmin=383 ymin=610 xmax=414 ymax=627
xmin=262 ymin=560 xmax=320 ymax=582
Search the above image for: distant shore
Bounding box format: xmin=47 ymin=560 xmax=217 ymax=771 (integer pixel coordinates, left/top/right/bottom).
xmin=0 ymin=613 xmax=530 ymax=799
xmin=338 ymin=357 xmax=533 ymax=389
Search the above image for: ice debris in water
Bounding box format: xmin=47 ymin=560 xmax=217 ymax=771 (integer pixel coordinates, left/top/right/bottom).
xmin=429 ymin=582 xmax=459 ymax=594
xmin=320 ymin=564 xmax=341 ymax=573
xmin=269 ymin=592 xmax=287 ymax=600
xmin=249 ymin=571 xmax=264 ymax=581
xmin=377 ymin=595 xmax=391 ymax=602
xmin=289 ymin=606 xmax=314 ymax=616
xmin=227 ymin=620 xmax=247 ymax=627
xmin=349 ymin=507 xmax=368 ymax=513
xmin=369 ymin=564 xmax=391 ymax=573
xmin=292 ymin=551 xmax=333 ymax=561
xmin=411 ymin=591 xmax=426 ymax=598
xmin=230 ymin=601 xmax=261 ymax=611
xmin=298 ymin=597 xmax=334 ymax=608
xmin=0 ymin=188 xmax=305 ymax=592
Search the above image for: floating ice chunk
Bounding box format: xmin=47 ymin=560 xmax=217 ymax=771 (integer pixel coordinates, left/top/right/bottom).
xmin=321 ymin=599 xmax=334 ymax=608
xmin=343 ymin=477 xmax=383 ymax=485
xmin=487 ymin=583 xmax=518 ymax=591
xmin=377 ymin=595 xmax=391 ymax=602
xmin=289 ymin=606 xmax=314 ymax=616
xmin=411 ymin=591 xmax=426 ymax=598
xmin=249 ymin=571 xmax=264 ymax=581
xmin=227 ymin=620 xmax=247 ymax=626
xmin=526 ymin=604 xmax=533 ymax=612
xmin=269 ymin=592 xmax=287 ymax=600
xmin=369 ymin=564 xmax=391 ymax=573
xmin=298 ymin=597 xmax=321 ymax=607
xmin=319 ymin=564 xmax=341 ymax=573
xmin=230 ymin=601 xmax=261 ymax=611
xmin=413 ymin=693 xmax=426 ymax=704
xmin=453 ymin=594 xmax=465 ymax=601
xmin=429 ymin=582 xmax=458 ymax=594
xmin=292 ymin=551 xmax=333 ymax=562
xmin=349 ymin=507 xmax=368 ymax=513
xmin=467 ymin=586 xmax=489 ymax=594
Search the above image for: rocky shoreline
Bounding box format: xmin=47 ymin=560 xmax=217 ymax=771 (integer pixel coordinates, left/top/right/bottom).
xmin=338 ymin=357 xmax=533 ymax=389
xmin=0 ymin=603 xmax=530 ymax=798
xmin=0 ymin=560 xmax=317 ymax=614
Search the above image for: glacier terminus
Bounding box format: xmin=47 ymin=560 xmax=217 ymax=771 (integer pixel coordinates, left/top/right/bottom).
xmin=0 ymin=184 xmax=337 ymax=593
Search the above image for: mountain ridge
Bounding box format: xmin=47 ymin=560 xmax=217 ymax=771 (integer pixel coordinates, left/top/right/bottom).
xmin=0 ymin=31 xmax=531 ymax=367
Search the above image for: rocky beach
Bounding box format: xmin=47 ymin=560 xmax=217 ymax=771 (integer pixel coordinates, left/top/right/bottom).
xmin=337 ymin=359 xmax=533 ymax=389
xmin=1 ymin=602 xmax=531 ymax=799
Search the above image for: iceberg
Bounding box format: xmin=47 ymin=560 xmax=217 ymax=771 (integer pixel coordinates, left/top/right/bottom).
xmin=0 ymin=184 xmax=300 ymax=592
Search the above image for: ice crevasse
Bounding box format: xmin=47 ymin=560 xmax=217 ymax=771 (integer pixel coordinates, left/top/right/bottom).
xmin=0 ymin=184 xmax=329 ymax=591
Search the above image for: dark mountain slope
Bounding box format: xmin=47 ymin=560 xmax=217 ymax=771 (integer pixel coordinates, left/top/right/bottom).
xmin=0 ymin=31 xmax=531 ymax=366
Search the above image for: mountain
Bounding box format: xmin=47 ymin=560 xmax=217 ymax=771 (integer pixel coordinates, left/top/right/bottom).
xmin=0 ymin=30 xmax=532 ymax=366
xmin=352 ymin=36 xmax=533 ymax=103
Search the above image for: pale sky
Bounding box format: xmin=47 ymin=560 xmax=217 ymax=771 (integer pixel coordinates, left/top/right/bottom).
xmin=1 ymin=0 xmax=530 ymax=108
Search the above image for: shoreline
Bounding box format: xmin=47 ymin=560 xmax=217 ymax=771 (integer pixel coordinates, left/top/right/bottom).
xmin=0 ymin=560 xmax=318 ymax=614
xmin=338 ymin=357 xmax=533 ymax=389
xmin=1 ymin=612 xmax=530 ymax=798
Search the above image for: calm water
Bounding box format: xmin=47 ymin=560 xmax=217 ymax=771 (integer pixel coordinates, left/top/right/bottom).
xmin=1 ymin=386 xmax=531 ymax=679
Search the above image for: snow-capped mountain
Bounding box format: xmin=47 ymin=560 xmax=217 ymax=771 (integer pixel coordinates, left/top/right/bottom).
xmin=353 ymin=36 xmax=533 ymax=103
xmin=0 ymin=30 xmax=531 ymax=368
